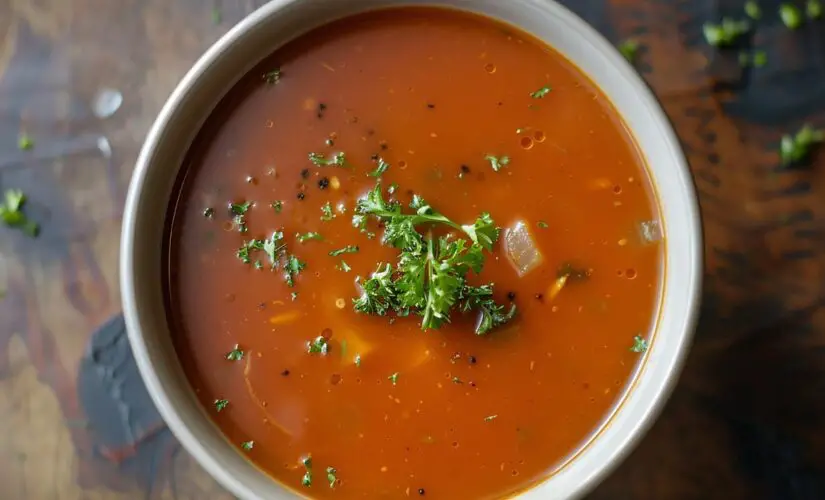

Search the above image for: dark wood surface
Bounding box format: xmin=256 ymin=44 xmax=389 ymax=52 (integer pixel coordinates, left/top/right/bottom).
xmin=1 ymin=0 xmax=824 ymax=498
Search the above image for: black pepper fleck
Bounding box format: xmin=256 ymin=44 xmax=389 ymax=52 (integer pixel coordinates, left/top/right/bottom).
xmin=426 ymin=103 xmax=435 ymax=109
xmin=469 ymin=381 xmax=477 ymax=387
xmin=418 ymin=488 xmax=425 ymax=496
xmin=379 ymin=141 xmax=388 ymax=150
xmin=460 ymin=164 xmax=471 ymax=174
xmin=281 ymin=369 xmax=290 ymax=376
xmin=297 ymin=192 xmax=305 ymax=201
xmin=370 ymin=153 xmax=379 ymax=161
xmin=507 ymin=291 xmax=516 ymax=301
xmin=468 ymin=355 xmax=477 ymax=364
xmin=300 ymin=168 xmax=310 ymax=179
xmin=318 ymin=177 xmax=330 ymax=189
xmin=534 ymin=293 xmax=544 ymax=302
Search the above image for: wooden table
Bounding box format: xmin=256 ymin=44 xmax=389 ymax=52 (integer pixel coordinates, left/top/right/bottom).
xmin=1 ymin=1 xmax=823 ymax=498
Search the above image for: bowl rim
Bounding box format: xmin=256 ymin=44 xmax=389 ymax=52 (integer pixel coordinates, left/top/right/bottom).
xmin=121 ymin=1 xmax=703 ymax=499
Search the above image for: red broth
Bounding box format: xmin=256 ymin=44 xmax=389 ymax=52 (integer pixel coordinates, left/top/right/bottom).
xmin=166 ymin=7 xmax=661 ymax=499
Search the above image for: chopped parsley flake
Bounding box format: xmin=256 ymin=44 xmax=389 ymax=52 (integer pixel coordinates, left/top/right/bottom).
xmin=284 ymin=254 xmax=306 ymax=287
xmin=0 ymin=189 xmax=40 ymax=237
xmin=203 ymin=207 xmax=215 ymax=218
xmin=530 ymin=86 xmax=552 ymax=98
xmin=271 ymin=200 xmax=283 ymax=213
xmin=254 ymin=260 xmax=263 ymax=270
xmin=214 ymin=399 xmax=229 ymax=412
xmin=630 ymin=335 xmax=649 ymax=353
xmin=337 ymin=260 xmax=352 ymax=272
xmin=291 ymin=291 xmax=299 ymax=301
xmin=226 ymin=344 xmax=244 ymax=361
xmin=320 ymin=201 xmax=336 ymax=221
xmin=388 ymin=372 xmax=400 ymax=385
xmin=354 ymin=354 xmax=361 ymax=367
xmin=302 ymin=471 xmax=312 ymax=487
xmin=263 ymin=68 xmax=282 ymax=84
xmin=329 ymin=245 xmax=359 ymax=256
xmin=484 ymin=155 xmax=510 ymax=172
xmin=308 ymin=151 xmax=348 ymax=167
xmin=241 ymin=440 xmax=254 ymax=451
xmin=297 ymin=231 xmax=323 ymax=243
xmin=229 ymin=201 xmax=252 ymax=232
xmin=302 ymin=455 xmax=313 ymax=468
xmin=307 ymin=336 xmax=329 ymax=355
xmin=326 ymin=467 xmax=338 ymax=488
xmin=368 ymin=158 xmax=391 ymax=177
xmin=537 ymin=221 xmax=549 ymax=229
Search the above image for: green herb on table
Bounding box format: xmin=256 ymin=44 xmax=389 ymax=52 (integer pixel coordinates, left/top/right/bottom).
xmin=214 ymin=399 xmax=229 ymax=412
xmin=226 ymin=344 xmax=244 ymax=361
xmin=308 ymin=151 xmax=348 ymax=167
xmin=780 ymin=3 xmax=803 ymax=29
xmin=702 ymin=18 xmax=750 ymax=47
xmin=351 ymin=184 xmax=514 ymax=334
xmin=241 ymin=440 xmax=254 ymax=451
xmin=484 ymin=155 xmax=510 ymax=172
xmin=326 ymin=467 xmax=338 ymax=488
xmin=808 ymin=0 xmax=823 ymax=18
xmin=530 ymin=86 xmax=552 ymax=98
xmin=368 ymin=158 xmax=391 ymax=177
xmin=617 ymin=39 xmax=639 ymax=63
xmin=271 ymin=200 xmax=283 ymax=213
xmin=536 ymin=221 xmax=549 ymax=229
xmin=630 ymin=335 xmax=649 ymax=353
xmin=263 ymin=68 xmax=282 ymax=85
xmin=780 ymin=124 xmax=825 ymax=166
xmin=484 ymin=414 xmax=498 ymax=422
xmin=388 ymin=372 xmax=399 ymax=386
xmin=320 ymin=201 xmax=336 ymax=221
xmin=336 ymin=260 xmax=352 ymax=272
xmin=744 ymin=0 xmax=762 ymax=19
xmin=329 ymin=245 xmax=359 ymax=257
xmin=211 ymin=6 xmax=222 ymax=25
xmin=297 ymin=231 xmax=323 ymax=243
xmin=17 ymin=133 xmax=33 ymax=151
xmin=0 ymin=189 xmax=40 ymax=237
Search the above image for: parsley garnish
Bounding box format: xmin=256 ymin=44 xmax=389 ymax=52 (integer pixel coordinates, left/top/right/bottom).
xmin=302 ymin=471 xmax=312 ymax=487
xmin=0 ymin=189 xmax=39 ymax=237
xmin=702 ymin=18 xmax=750 ymax=47
xmin=388 ymin=372 xmax=399 ymax=385
xmin=226 ymin=344 xmax=244 ymax=361
xmin=329 ymin=245 xmax=359 ymax=256
xmin=229 ymin=201 xmax=252 ymax=232
xmin=484 ymin=155 xmax=510 ymax=172
xmin=320 ymin=201 xmax=336 ymax=221
xmin=203 ymin=207 xmax=215 ymax=218
xmin=530 ymin=86 xmax=552 ymax=98
xmin=326 ymin=467 xmax=338 ymax=488
xmin=214 ymin=399 xmax=229 ymax=412
xmin=618 ymin=39 xmax=639 ymax=63
xmin=284 ymin=254 xmax=306 ymax=287
xmin=263 ymin=68 xmax=282 ymax=84
xmin=337 ymin=260 xmax=352 ymax=272
xmin=354 ymin=354 xmax=361 ymax=367
xmin=18 ymin=133 xmax=34 ymax=151
xmin=271 ymin=200 xmax=283 ymax=213
xmin=630 ymin=335 xmax=649 ymax=353
xmin=241 ymin=440 xmax=254 ymax=451
xmin=780 ymin=124 xmax=824 ymax=166
xmin=297 ymin=232 xmax=323 ymax=243
xmin=537 ymin=221 xmax=549 ymax=229
xmin=307 ymin=336 xmax=329 ymax=355
xmin=350 ymin=184 xmax=514 ymax=333
xmin=368 ymin=158 xmax=391 ymax=177
xmin=308 ymin=152 xmax=348 ymax=167
xmin=264 ymin=231 xmax=287 ymax=267
xmin=254 ymin=260 xmax=263 ymax=270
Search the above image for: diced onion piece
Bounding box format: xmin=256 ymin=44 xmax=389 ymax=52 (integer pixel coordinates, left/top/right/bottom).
xmin=638 ymin=220 xmax=662 ymax=244
xmin=503 ymin=220 xmax=544 ymax=277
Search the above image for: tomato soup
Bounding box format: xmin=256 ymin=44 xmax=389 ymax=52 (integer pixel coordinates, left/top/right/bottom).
xmin=165 ymin=7 xmax=662 ymax=499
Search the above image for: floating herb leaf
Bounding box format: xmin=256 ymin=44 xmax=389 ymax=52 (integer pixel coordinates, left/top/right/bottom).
xmin=329 ymin=245 xmax=359 ymax=256
xmin=214 ymin=399 xmax=229 ymax=412
xmin=530 ymin=86 xmax=552 ymax=98
xmin=226 ymin=344 xmax=244 ymax=361
xmin=630 ymin=335 xmax=649 ymax=353
xmin=484 ymin=155 xmax=510 ymax=172
xmin=308 ymin=152 xmax=348 ymax=167
xmin=297 ymin=232 xmax=323 ymax=243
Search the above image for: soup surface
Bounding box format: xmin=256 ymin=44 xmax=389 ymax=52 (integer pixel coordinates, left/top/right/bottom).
xmin=167 ymin=7 xmax=661 ymax=500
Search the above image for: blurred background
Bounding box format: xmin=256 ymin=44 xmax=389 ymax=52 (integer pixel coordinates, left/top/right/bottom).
xmin=0 ymin=0 xmax=824 ymax=498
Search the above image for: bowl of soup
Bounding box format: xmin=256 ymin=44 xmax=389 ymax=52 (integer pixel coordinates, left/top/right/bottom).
xmin=121 ymin=0 xmax=702 ymax=498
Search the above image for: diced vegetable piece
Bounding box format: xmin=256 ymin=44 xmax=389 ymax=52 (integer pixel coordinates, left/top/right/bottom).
xmin=503 ymin=220 xmax=543 ymax=277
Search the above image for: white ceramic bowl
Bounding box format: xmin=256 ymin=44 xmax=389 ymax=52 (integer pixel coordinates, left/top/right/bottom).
xmin=121 ymin=1 xmax=703 ymax=498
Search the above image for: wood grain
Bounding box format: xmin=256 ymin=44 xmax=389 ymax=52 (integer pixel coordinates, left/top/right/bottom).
xmin=1 ymin=0 xmax=824 ymax=498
